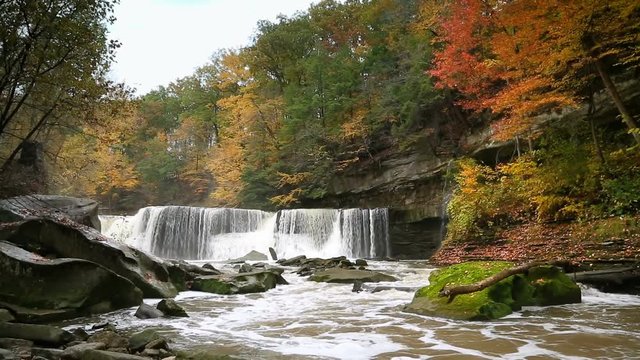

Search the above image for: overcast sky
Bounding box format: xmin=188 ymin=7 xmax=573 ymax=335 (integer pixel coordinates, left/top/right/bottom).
xmin=108 ymin=0 xmax=317 ymax=95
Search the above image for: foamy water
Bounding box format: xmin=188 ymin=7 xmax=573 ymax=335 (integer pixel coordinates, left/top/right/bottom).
xmin=62 ymin=261 xmax=640 ymax=359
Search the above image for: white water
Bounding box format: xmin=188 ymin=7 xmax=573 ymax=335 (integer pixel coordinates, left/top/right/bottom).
xmin=63 ymin=261 xmax=640 ymax=359
xmin=100 ymin=206 xmax=391 ymax=261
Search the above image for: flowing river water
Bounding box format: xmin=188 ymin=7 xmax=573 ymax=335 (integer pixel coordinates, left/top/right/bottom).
xmin=90 ymin=207 xmax=640 ymax=359
xmin=61 ymin=260 xmax=640 ymax=359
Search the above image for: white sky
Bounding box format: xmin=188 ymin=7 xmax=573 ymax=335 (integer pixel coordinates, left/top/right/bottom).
xmin=108 ymin=0 xmax=317 ymax=95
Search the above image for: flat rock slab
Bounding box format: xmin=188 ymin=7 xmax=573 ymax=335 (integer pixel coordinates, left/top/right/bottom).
xmin=0 ymin=323 xmax=73 ymax=346
xmin=0 ymin=195 xmax=99 ymax=230
xmin=309 ymin=268 xmax=398 ymax=283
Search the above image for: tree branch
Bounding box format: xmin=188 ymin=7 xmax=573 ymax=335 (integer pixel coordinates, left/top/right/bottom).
xmin=438 ymin=260 xmax=570 ymax=303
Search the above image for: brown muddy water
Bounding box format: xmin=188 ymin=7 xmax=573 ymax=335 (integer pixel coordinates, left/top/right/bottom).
xmin=62 ymin=261 xmax=640 ymax=359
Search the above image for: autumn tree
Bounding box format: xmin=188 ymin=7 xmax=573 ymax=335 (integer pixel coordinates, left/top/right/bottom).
xmin=429 ymin=0 xmax=640 ymax=143
xmin=55 ymin=93 xmax=140 ymax=209
xmin=0 ymin=0 xmax=120 ymax=169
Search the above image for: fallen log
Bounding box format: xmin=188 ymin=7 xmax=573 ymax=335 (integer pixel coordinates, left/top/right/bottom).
xmin=569 ymin=267 xmax=640 ymax=294
xmin=439 ymin=260 xmax=568 ymax=303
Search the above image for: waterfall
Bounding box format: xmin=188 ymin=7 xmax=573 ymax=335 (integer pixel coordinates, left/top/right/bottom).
xmin=101 ymin=206 xmax=390 ymax=261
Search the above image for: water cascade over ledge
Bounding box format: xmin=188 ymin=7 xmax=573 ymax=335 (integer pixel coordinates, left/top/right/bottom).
xmin=100 ymin=206 xmax=390 ymax=260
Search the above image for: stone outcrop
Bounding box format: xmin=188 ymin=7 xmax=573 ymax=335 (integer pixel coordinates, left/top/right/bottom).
xmin=0 ymin=241 xmax=142 ymax=322
xmin=0 ymin=195 xmax=100 ymax=230
xmin=7 ymin=218 xmax=178 ymax=298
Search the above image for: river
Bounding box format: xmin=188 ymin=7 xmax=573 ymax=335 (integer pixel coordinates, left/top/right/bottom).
xmin=61 ymin=260 xmax=640 ymax=359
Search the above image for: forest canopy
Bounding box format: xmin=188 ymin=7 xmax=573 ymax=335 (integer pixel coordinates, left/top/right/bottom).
xmin=1 ymin=0 xmax=638 ymax=222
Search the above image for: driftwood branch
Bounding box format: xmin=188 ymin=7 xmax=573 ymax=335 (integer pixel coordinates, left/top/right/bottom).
xmin=439 ymin=260 xmax=568 ymax=303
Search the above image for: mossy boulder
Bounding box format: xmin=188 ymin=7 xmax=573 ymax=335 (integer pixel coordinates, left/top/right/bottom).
xmin=405 ymin=261 xmax=581 ymax=320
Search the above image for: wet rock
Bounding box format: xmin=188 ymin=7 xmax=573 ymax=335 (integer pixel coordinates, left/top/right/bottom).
xmin=61 ymin=342 xmax=107 ymax=360
xmin=144 ymin=338 xmax=168 ymax=350
xmin=0 ymin=338 xmax=32 ymax=358
xmin=238 ymin=263 xmax=254 ymax=273
xmin=128 ymin=329 xmax=163 ymax=352
xmin=166 ymin=260 xmax=222 ymax=290
xmin=352 ymin=280 xmax=364 ymax=293
xmin=309 ymin=268 xmax=397 ymax=284
xmin=0 ymin=323 xmax=73 ymax=346
xmin=370 ymin=286 xmax=417 ymax=293
xmin=201 ymin=263 xmax=221 ymax=274
xmin=142 ymin=348 xmax=160 ymax=357
xmin=7 ymin=218 xmax=178 ymax=298
xmin=268 ymin=247 xmax=278 ymax=260
xmin=70 ymin=328 xmax=89 ymax=341
xmin=32 ymin=347 xmax=63 ymax=360
xmin=134 ymin=304 xmax=163 ymax=320
xmin=277 ymin=255 xmax=307 ymax=266
xmin=81 ymin=349 xmax=149 ymax=360
xmin=228 ymin=250 xmax=269 ymax=263
xmin=0 ymin=348 xmax=16 ymax=360
xmin=192 ymin=271 xmax=280 ymax=295
xmin=0 ymin=310 xmax=13 ymax=323
xmin=296 ymin=266 xmax=313 ymax=277
xmin=87 ymin=331 xmax=128 ymax=349
xmin=0 ymin=241 xmax=142 ymax=321
xmin=339 ymin=260 xmax=355 ymax=268
xmin=156 ymin=299 xmax=188 ymax=318
xmin=355 ymin=259 xmax=368 ymax=267
xmin=91 ymin=322 xmax=115 ymax=331
xmin=405 ymin=262 xmax=581 ymax=320
xmin=0 ymin=303 xmax=77 ymax=324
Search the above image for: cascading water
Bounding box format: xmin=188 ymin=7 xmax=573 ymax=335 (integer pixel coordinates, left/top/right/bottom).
xmin=102 ymin=206 xmax=391 ymax=261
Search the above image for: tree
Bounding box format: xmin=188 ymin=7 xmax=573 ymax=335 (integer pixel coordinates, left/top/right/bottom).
xmin=0 ymin=0 xmax=120 ymax=168
xmin=429 ymin=0 xmax=640 ymax=143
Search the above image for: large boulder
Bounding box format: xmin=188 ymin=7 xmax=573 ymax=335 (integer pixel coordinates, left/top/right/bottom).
xmin=191 ymin=271 xmax=281 ymax=295
xmin=0 ymin=195 xmax=100 ymax=230
xmin=6 ymin=218 xmax=178 ymax=298
xmin=0 ymin=241 xmax=142 ymax=322
xmin=405 ymin=261 xmax=582 ymax=320
xmin=0 ymin=322 xmax=73 ymax=346
xmin=309 ymin=268 xmax=397 ymax=284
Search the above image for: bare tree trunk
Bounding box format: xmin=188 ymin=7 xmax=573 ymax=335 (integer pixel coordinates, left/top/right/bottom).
xmin=593 ymin=58 xmax=640 ymax=145
xmin=1 ymin=104 xmax=56 ymax=170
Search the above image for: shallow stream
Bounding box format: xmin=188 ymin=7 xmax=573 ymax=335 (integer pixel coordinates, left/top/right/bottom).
xmin=62 ymin=261 xmax=640 ymax=359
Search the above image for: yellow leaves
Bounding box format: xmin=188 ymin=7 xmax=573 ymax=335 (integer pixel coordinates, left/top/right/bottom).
xmin=270 ymin=188 xmax=304 ymax=207
xmin=276 ymin=171 xmax=311 ymax=188
xmin=207 ymin=141 xmax=245 ymax=207
xmin=340 ymin=107 xmax=369 ymax=141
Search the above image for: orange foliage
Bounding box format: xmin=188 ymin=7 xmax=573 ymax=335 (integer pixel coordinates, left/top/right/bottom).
xmin=428 ymin=0 xmax=640 ymax=140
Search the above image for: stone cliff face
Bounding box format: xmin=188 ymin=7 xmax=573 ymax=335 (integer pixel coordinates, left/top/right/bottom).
xmin=329 ymin=157 xmax=450 ymax=258
xmin=311 ymin=136 xmax=456 ymax=259
xmin=310 ymin=77 xmax=640 ymax=260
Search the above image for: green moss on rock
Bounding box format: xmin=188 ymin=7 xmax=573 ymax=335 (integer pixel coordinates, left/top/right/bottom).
xmin=406 ymin=261 xmax=581 ymax=320
xmin=191 ymin=277 xmax=234 ymax=295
